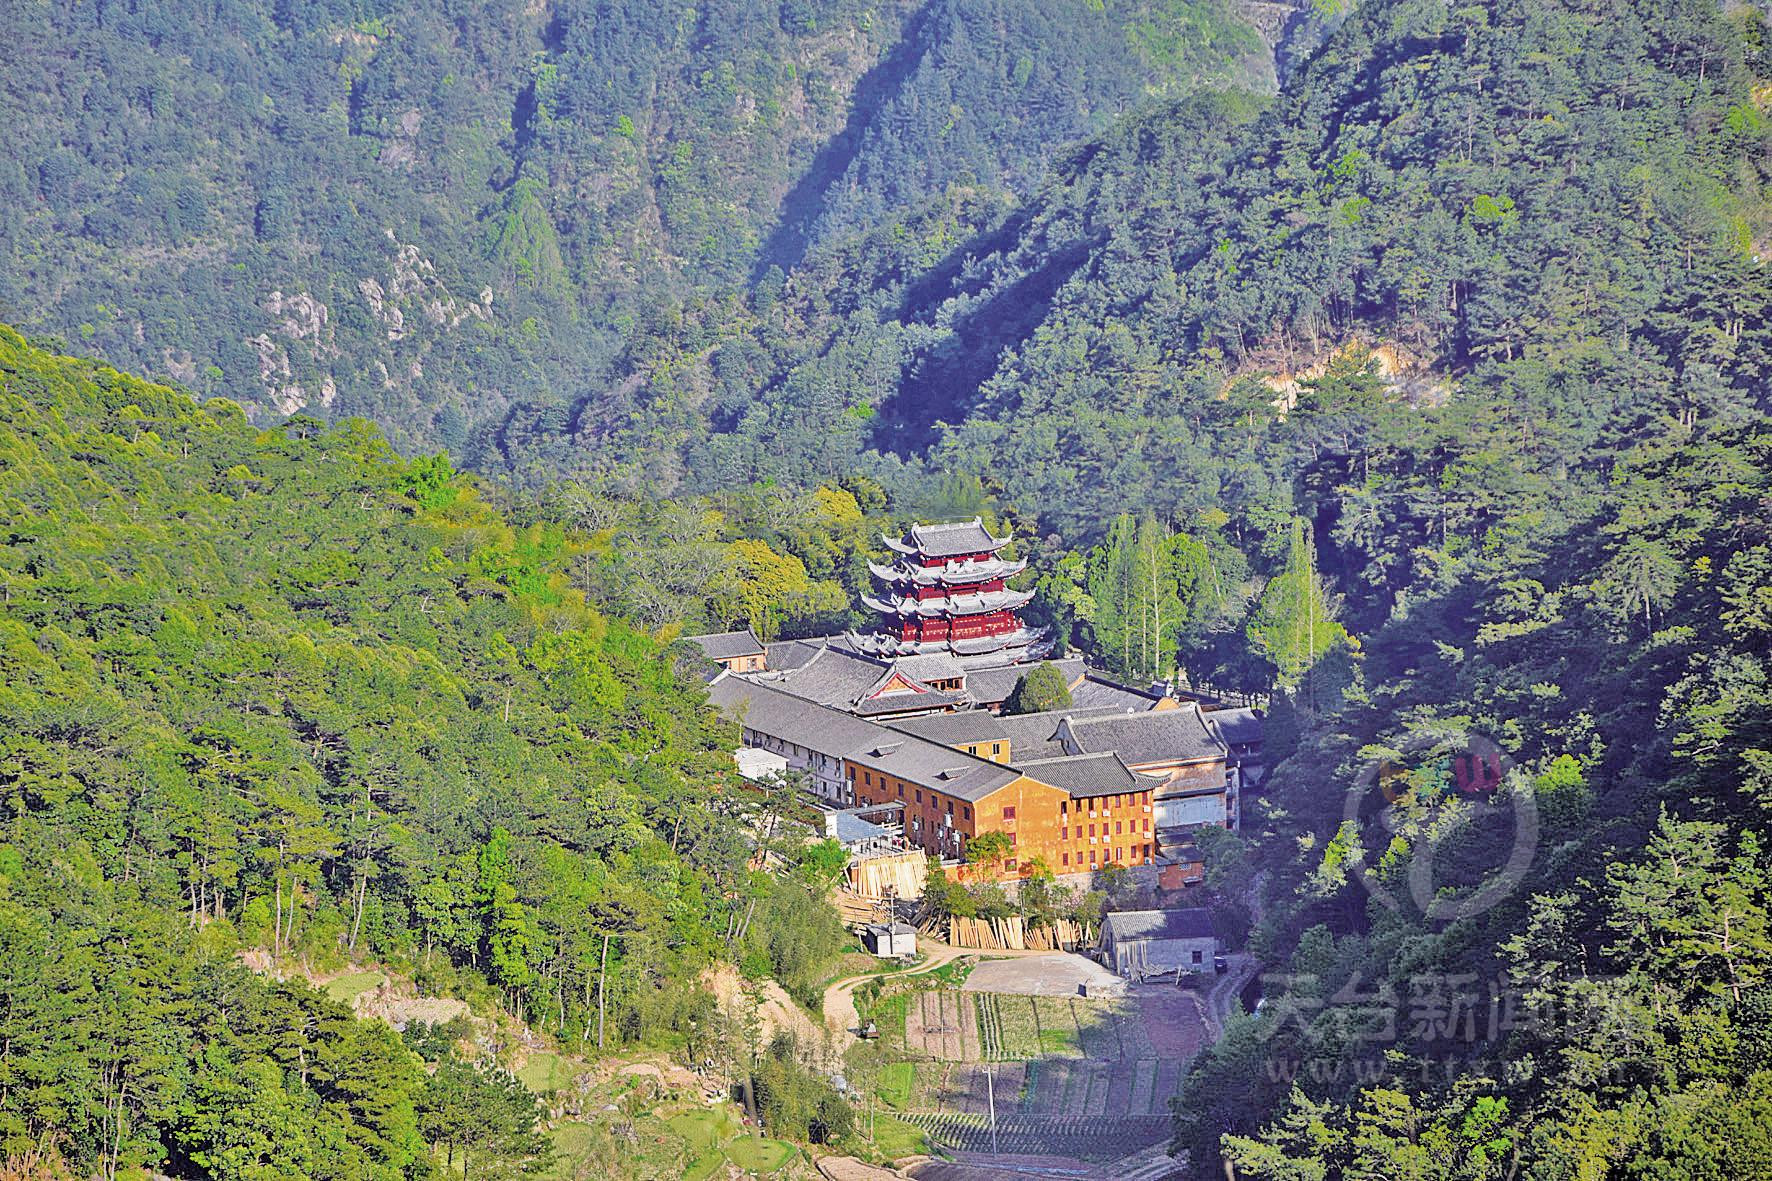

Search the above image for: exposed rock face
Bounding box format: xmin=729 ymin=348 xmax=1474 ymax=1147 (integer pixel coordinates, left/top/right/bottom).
xmin=249 ymin=290 xmax=337 ymax=415
xmin=361 ymin=230 xmax=493 ymax=343
xmin=247 ymin=233 xmax=492 ymax=416
xmin=1258 ymin=339 xmax=1453 ymax=414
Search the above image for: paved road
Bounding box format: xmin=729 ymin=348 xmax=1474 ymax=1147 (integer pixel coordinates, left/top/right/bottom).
xmin=1204 ymin=952 xmax=1259 ymax=1033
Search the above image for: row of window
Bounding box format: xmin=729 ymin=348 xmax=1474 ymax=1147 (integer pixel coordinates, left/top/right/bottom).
xmin=854 ymin=768 xmax=974 ymax=821
xmin=1057 ymin=792 xmax=1152 ymax=816
xmin=1061 ymin=818 xmax=1151 ymax=840
xmin=1059 ymin=843 xmax=1153 ymax=867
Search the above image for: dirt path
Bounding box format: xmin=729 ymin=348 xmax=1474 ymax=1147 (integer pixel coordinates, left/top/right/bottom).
xmin=822 ymin=940 xmax=1057 ymax=1041
xmin=823 ymin=941 xmax=972 ymax=1038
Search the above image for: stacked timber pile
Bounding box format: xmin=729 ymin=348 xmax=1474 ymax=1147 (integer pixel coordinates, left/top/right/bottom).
xmin=938 ymin=915 xmax=1088 ymax=951
xmin=848 ymin=850 xmax=926 ymax=900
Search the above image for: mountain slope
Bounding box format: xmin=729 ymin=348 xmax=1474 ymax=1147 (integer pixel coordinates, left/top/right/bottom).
xmin=0 ymin=0 xmax=1269 ymax=446
xmin=0 ymin=324 xmax=848 ymax=1172
xmin=493 ymin=0 xmax=1770 ymax=540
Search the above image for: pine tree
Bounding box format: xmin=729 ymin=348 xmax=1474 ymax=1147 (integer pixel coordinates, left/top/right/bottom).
xmin=1246 ymin=519 xmax=1348 ymax=697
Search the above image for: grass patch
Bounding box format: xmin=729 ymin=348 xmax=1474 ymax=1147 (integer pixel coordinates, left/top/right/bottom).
xmin=724 ymin=1134 xmax=796 ymax=1171
xmin=876 ymin=1061 xmax=915 ymax=1109
xmin=323 ymin=971 xmax=382 ymax=1004
xmin=545 ymin=1122 xmax=600 ymax=1178
xmin=926 ymin=959 xmax=974 ymax=988
xmin=868 ymin=989 xmax=913 ymax=1047
xmin=665 ymin=1107 xmax=740 ymax=1155
xmin=828 ymin=951 xmax=881 ymax=982
xmin=867 ymin=1112 xmax=928 ymax=1160
xmin=516 ymin=1050 xmax=579 ymax=1093
xmin=682 ymin=1149 xmax=726 ymax=1181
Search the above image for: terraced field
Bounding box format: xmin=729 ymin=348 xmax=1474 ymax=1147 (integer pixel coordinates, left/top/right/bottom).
xmin=888 ymin=987 xmax=1207 ymax=1161
xmin=901 ymin=1112 xmax=1174 ymax=1157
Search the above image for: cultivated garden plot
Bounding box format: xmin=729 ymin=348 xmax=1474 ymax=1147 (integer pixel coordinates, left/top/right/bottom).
xmin=882 ymin=984 xmax=1209 ymax=1159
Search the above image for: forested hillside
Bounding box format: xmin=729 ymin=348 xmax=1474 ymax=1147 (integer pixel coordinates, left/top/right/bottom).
xmin=0 ymin=0 xmax=1270 ymax=445
xmin=7 ymin=0 xmax=1772 ymax=1174
xmin=0 ymin=326 xmax=852 ymax=1175
xmin=456 ymin=0 xmax=1772 ymax=1172
xmin=483 ymin=0 xmax=1771 ymax=537
xmin=1178 ymin=421 xmax=1772 ymax=1176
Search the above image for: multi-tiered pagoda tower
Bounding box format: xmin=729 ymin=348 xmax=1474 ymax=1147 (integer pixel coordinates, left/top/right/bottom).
xmin=848 ymin=518 xmax=1049 ymax=662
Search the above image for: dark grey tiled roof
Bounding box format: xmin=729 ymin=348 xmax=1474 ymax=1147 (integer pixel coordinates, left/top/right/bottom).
xmin=1060 ymin=704 xmax=1227 ymax=768
xmin=764 ymin=638 xmax=829 ymax=672
xmin=1103 ymin=907 xmax=1215 ymax=941
xmin=760 ymin=646 xmax=971 ymax=716
xmin=1205 ymin=707 xmax=1264 ymax=747
xmin=894 ymin=518 xmax=1005 ymax=558
xmin=1068 ymin=674 xmax=1167 ymax=712
xmin=964 ymin=658 xmax=1086 ymax=707
xmin=1017 ymin=752 xmax=1159 ymax=797
xmin=845 ymin=741 xmax=1023 ymax=803
xmin=889 ymin=653 xmax=967 ymax=683
xmin=687 ymin=629 xmax=764 ymax=661
xmin=854 ymin=691 xmax=968 ymax=717
xmin=991 ymin=708 xmax=1105 ymax=760
xmin=890 ymin=712 xmax=1010 ymax=745
xmin=710 ymin=674 xmax=1021 ymax=803
xmin=763 ymin=646 xmax=892 ymax=708
xmin=706 ymin=676 xmax=882 ymax=758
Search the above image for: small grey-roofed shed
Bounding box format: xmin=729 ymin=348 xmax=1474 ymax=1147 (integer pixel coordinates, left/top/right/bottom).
xmin=1099 ymin=907 xmax=1218 ymax=980
xmin=863 ymin=922 xmax=918 ymax=957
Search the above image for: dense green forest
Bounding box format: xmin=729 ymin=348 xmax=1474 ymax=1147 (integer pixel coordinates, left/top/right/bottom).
xmin=470 ymin=0 xmax=1772 ymax=1171
xmin=6 ymin=0 xmax=1772 ymax=1174
xmin=1178 ymin=423 xmax=1772 ymax=1177
xmin=0 ymin=0 xmax=1272 ymax=448
xmin=478 ymin=0 xmax=1771 ymax=534
xmin=0 ymin=326 xmax=859 ymax=1176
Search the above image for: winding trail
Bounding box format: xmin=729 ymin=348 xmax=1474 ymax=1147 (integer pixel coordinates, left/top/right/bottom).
xmin=822 ymin=940 xmax=1057 ymax=1041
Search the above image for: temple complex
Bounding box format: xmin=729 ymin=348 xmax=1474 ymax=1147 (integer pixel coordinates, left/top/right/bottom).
xmin=849 ymin=518 xmax=1050 ymax=663
xmin=692 ymin=516 xmax=1263 ymax=886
